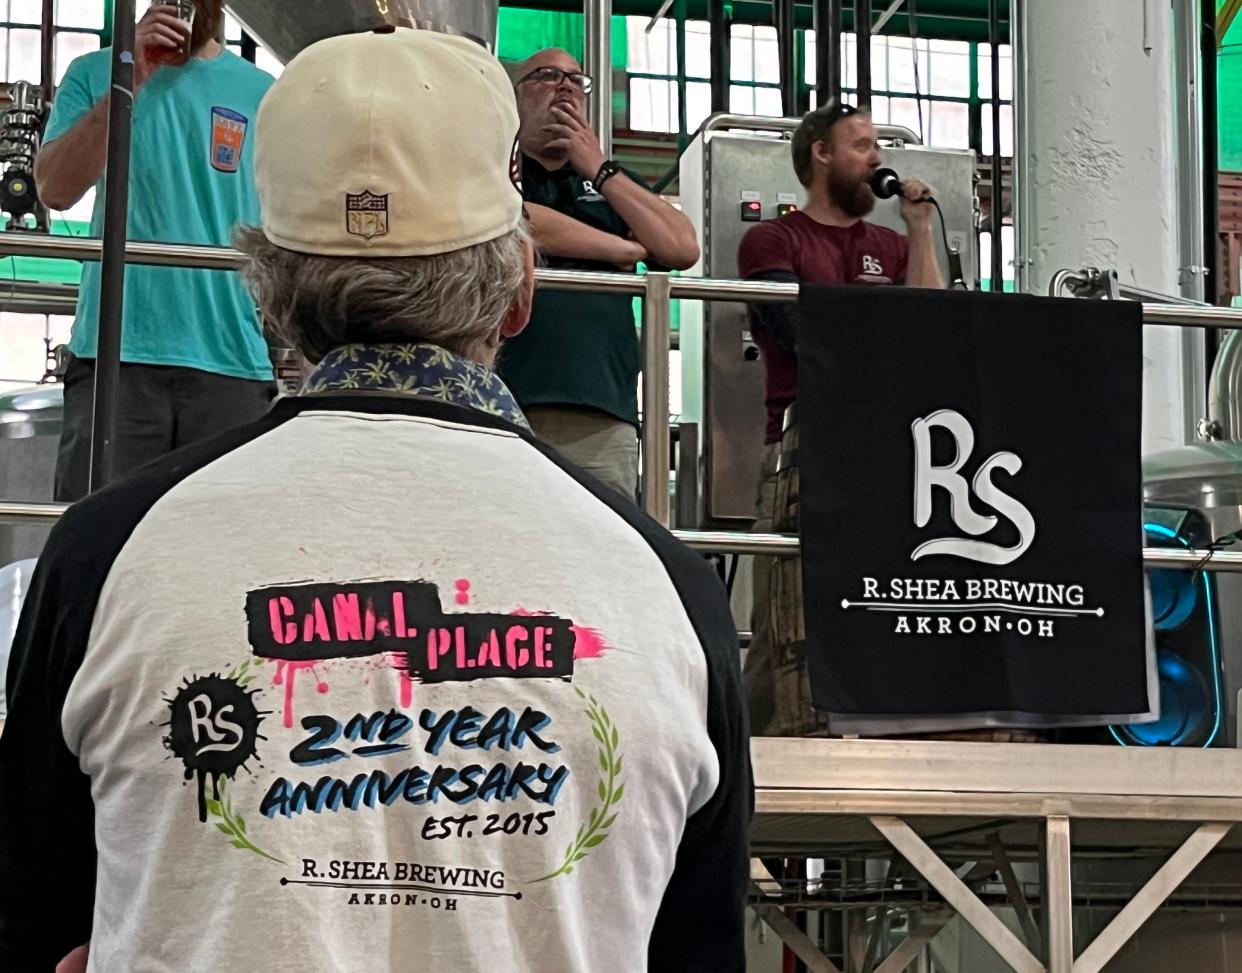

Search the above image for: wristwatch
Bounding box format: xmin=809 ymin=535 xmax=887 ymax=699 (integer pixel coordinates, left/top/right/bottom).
xmin=593 ymin=160 xmax=622 ymax=190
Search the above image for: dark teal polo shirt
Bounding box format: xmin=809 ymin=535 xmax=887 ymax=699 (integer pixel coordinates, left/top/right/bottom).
xmin=498 ymin=154 xmax=644 ymax=425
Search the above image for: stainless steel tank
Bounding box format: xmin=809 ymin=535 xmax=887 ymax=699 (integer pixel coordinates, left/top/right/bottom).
xmin=0 ymin=383 xmax=61 ymax=567
xmin=1205 ymin=328 xmax=1242 ymax=442
xmin=225 ymin=0 xmax=500 ymax=63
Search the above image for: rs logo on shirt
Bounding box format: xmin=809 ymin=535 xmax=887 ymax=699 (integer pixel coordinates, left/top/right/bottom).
xmin=862 ymin=254 xmax=883 ymax=275
xmin=210 ymin=106 xmax=249 ymax=173
xmin=188 ymin=694 xmax=245 ymax=755
xmin=577 ymin=180 xmax=605 ymax=202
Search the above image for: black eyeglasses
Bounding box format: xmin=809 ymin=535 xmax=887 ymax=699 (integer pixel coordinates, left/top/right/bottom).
xmin=515 ymin=66 xmax=594 ymax=94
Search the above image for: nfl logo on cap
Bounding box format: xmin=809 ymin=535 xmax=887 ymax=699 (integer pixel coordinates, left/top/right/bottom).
xmin=345 ymin=190 xmax=390 ymax=240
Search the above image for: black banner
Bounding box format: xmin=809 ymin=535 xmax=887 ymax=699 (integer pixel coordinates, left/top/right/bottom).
xmin=798 ymin=287 xmax=1152 ymax=725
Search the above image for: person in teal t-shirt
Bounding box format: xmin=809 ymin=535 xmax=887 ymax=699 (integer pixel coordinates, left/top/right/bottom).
xmin=36 ymin=0 xmax=275 ymax=501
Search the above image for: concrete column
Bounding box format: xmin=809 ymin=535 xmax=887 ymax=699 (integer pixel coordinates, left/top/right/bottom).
xmin=1015 ymin=0 xmax=1203 ymax=454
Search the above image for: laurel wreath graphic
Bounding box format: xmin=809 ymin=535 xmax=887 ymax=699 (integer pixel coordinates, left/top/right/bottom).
xmin=531 ymin=687 xmax=624 ymax=883
xmin=227 ymin=658 xmax=258 ymax=688
xmin=206 ymin=778 xmax=285 ymax=864
xmin=204 ymin=661 xmax=283 ymax=863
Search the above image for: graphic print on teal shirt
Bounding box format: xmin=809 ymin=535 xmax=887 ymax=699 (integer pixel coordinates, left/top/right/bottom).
xmin=43 ymin=49 xmax=274 ymax=380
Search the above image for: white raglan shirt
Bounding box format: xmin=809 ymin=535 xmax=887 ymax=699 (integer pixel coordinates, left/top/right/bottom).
xmin=0 ymin=393 xmax=749 ymax=973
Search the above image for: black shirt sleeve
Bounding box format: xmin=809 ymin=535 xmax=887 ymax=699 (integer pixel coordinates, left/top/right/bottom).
xmin=0 ymin=505 xmax=99 ymax=972
xmin=644 ymin=549 xmax=752 ymax=973
xmin=747 ymin=269 xmax=803 ymax=353
xmin=518 ymin=435 xmax=752 ymax=972
xmin=1 ymin=408 xmax=296 ymax=972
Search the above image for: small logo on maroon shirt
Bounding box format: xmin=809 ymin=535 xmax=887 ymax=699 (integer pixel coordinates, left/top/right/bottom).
xmin=858 ymin=252 xmax=894 ymax=283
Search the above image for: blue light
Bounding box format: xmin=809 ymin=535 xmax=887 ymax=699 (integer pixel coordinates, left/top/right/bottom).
xmin=1111 ymin=523 xmax=1225 ymax=748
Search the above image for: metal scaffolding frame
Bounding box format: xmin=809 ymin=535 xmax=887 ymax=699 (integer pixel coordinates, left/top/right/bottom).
xmin=3 ymin=232 xmax=1242 ymax=528
xmin=752 ymin=738 xmax=1242 ymax=973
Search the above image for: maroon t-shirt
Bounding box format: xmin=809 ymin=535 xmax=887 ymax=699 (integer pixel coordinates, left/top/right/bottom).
xmin=737 ymin=211 xmax=909 ymax=442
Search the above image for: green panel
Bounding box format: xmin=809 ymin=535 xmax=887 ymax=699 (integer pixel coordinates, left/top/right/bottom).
xmin=1223 ymin=48 xmax=1242 ymax=170
xmin=1223 ymin=2 xmax=1242 ymax=170
xmin=499 ymin=2 xmax=1009 ymax=43
xmin=498 ymin=9 xmax=629 ymax=68
xmin=498 ymin=8 xmax=585 ymax=61
xmin=4 ymin=255 xmax=83 ymax=286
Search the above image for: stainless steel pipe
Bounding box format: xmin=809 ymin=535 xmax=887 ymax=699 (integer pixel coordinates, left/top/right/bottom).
xmin=642 ymin=273 xmax=673 ymax=524
xmin=8 ymin=234 xmax=1242 ymax=534
xmin=584 ymin=0 xmax=613 ymax=159
xmin=3 ymin=501 xmax=1242 ymax=572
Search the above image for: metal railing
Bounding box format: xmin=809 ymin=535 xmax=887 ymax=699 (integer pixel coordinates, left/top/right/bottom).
xmin=3 ymin=500 xmax=1242 ymax=571
xmin=4 ymin=236 xmax=1242 ymax=567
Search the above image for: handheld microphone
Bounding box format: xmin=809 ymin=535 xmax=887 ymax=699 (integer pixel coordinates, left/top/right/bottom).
xmin=870 ymin=167 xmax=903 ymax=200
xmin=869 ymin=167 xmax=966 ymax=289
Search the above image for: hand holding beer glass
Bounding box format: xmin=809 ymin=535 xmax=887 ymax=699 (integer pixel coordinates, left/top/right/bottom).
xmin=136 ymin=0 xmax=195 ymax=87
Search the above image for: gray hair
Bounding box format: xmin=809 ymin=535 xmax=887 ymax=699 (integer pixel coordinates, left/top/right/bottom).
xmin=235 ymin=224 xmax=530 ymax=364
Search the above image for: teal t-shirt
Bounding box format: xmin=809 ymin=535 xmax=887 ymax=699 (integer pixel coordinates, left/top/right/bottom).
xmin=44 ymin=49 xmax=275 ymax=380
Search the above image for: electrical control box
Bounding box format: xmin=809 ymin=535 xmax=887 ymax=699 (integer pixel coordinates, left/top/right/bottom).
xmin=678 ymin=124 xmax=979 ymax=526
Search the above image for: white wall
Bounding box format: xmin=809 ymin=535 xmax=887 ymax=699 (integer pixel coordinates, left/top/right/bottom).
xmin=1019 ymin=0 xmax=1200 ymax=454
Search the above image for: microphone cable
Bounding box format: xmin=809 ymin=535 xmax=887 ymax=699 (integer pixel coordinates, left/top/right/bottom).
xmin=926 ymin=196 xmax=967 ymax=290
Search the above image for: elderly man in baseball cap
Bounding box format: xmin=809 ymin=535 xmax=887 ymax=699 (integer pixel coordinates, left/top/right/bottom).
xmin=0 ymin=27 xmax=749 ymax=973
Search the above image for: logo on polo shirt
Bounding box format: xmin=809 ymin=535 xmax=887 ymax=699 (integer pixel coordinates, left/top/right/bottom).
xmin=862 ymin=254 xmax=883 ymax=275
xmin=345 ymin=190 xmax=390 ymax=239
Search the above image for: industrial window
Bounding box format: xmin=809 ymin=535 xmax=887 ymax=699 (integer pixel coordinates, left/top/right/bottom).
xmin=805 ymin=31 xmax=989 ymax=153
xmin=223 ymin=12 xmax=284 ymax=78
xmin=0 ymin=0 xmax=105 ymax=229
xmin=978 ymin=224 xmax=1016 ymax=291
xmin=978 ymin=42 xmax=1013 ymax=155
xmin=0 ymin=314 xmax=72 ymax=392
xmin=626 ymin=17 xmax=783 ymax=136
xmin=0 ymin=0 xmax=106 ymax=389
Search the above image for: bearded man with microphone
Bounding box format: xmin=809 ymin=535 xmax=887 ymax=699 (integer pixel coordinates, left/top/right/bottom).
xmin=737 ymin=102 xmax=945 ymax=735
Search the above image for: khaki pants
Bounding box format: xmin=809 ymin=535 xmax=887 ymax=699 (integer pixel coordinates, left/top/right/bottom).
xmin=746 ymin=427 xmax=832 ymax=737
xmin=743 ymin=442 xmax=781 ymax=734
xmin=527 ymin=406 xmax=639 ymax=502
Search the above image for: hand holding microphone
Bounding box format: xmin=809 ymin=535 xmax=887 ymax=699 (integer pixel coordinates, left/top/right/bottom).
xmin=871 ymin=167 xmax=965 ymax=288
xmin=870 ymin=168 xmax=934 ymax=230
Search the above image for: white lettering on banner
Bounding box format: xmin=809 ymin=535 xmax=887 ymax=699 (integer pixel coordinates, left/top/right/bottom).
xmin=910 ymin=409 xmax=1036 ymax=566
xmin=842 ymin=573 xmax=1104 ymax=641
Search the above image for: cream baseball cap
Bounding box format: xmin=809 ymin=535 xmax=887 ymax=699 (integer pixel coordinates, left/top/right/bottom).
xmin=254 ymin=27 xmax=523 ymax=257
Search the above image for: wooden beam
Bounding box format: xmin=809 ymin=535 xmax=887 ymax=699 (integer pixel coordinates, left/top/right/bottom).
xmin=753 ymin=905 xmax=844 ymax=973
xmin=1219 ymin=0 xmax=1242 ymax=47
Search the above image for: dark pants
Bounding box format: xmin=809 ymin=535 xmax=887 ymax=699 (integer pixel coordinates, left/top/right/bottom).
xmin=54 ymin=355 xmax=275 ymax=502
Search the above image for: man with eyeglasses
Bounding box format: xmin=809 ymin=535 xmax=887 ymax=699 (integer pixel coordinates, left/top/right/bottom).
xmin=500 ymin=48 xmax=700 ymax=502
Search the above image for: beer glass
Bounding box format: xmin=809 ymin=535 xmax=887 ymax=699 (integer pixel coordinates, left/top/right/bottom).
xmin=146 ymin=0 xmax=196 ymax=67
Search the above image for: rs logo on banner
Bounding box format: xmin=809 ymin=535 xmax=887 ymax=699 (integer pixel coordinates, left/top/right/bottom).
xmin=796 ymin=285 xmax=1148 ymax=725
xmin=910 ymin=409 xmax=1036 ymax=566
